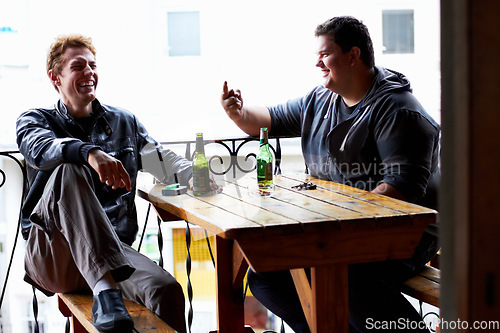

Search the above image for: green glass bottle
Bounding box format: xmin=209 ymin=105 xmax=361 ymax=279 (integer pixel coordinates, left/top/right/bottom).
xmin=192 ymin=133 xmax=211 ymax=196
xmin=257 ymin=128 xmax=273 ymax=192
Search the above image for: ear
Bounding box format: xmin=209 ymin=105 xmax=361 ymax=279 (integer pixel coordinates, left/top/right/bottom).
xmin=48 ymin=70 xmax=61 ymax=86
xmin=349 ymin=47 xmax=362 ymax=65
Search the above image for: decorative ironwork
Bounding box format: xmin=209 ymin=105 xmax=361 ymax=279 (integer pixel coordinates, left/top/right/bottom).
xmin=161 ymin=135 xmax=284 ymax=178
xmin=0 ymin=151 xmax=28 ymax=313
xmin=0 ymin=151 xmax=27 ymax=191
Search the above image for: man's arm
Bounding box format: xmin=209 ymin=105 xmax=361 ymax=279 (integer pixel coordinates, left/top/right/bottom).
xmin=16 ymin=110 xmax=99 ymax=170
xmin=88 ymin=148 xmax=131 ymax=191
xmin=221 ymin=81 xmax=271 ymax=136
xmin=372 ymin=182 xmax=407 ymax=201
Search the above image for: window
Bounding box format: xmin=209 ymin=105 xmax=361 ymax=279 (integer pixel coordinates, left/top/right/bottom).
xmin=382 ymin=10 xmax=414 ymax=54
xmin=167 ymin=11 xmax=201 ymax=57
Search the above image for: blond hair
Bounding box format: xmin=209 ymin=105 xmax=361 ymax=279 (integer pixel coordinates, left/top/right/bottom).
xmin=46 ymin=34 xmax=96 ymax=90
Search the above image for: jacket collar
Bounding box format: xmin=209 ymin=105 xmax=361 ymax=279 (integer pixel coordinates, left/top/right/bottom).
xmin=55 ymin=98 xmax=106 ymax=120
xmin=55 ymin=99 xmax=111 ymax=136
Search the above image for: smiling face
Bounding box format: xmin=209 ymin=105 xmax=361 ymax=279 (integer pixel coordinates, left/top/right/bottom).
xmin=315 ymin=35 xmax=355 ymax=95
xmin=49 ymin=46 xmax=98 ymax=117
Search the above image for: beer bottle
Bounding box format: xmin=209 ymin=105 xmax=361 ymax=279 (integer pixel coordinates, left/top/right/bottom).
xmin=192 ymin=133 xmax=211 ymax=196
xmin=257 ymin=128 xmax=273 ymax=191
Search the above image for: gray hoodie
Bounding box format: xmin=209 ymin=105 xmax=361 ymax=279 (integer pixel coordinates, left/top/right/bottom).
xmin=269 ymin=66 xmax=440 ymax=209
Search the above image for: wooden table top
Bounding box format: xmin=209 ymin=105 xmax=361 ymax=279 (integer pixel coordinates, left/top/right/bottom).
xmin=138 ymin=173 xmax=436 ymax=270
xmin=139 ymin=173 xmax=436 ymax=233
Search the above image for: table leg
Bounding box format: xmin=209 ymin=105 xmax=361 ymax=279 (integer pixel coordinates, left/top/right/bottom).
xmin=291 ymin=264 xmax=349 ymax=333
xmin=211 ymin=236 xmax=250 ymax=333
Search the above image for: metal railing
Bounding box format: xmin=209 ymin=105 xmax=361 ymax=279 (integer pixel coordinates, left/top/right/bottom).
xmin=160 ymin=134 xmax=286 ymax=177
xmin=0 ymin=135 xmax=285 ymax=332
xmin=0 ymin=150 xmax=28 ymax=321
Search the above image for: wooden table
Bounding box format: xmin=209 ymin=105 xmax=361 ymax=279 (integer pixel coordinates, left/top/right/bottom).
xmin=138 ymin=173 xmax=437 ymax=333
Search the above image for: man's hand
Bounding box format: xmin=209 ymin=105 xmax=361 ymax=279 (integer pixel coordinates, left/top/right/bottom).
xmin=372 ymin=182 xmax=407 ymax=201
xmin=221 ymin=81 xmax=244 ymax=121
xmin=88 ymin=148 xmax=131 ymax=191
xmin=220 ymin=81 xmax=272 ymax=136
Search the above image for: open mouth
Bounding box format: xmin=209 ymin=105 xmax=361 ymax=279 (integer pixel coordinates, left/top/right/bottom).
xmin=81 ymin=81 xmax=95 ymax=87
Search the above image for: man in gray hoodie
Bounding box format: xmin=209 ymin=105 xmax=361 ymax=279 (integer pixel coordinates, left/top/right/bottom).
xmin=221 ymin=16 xmax=439 ymax=333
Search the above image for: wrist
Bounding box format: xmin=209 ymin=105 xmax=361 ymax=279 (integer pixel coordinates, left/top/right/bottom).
xmin=86 ymin=147 xmax=102 ymax=163
xmin=239 ymin=107 xmax=246 ymax=121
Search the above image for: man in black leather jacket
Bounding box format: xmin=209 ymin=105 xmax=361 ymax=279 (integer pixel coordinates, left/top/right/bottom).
xmin=16 ymin=34 xmax=191 ymax=332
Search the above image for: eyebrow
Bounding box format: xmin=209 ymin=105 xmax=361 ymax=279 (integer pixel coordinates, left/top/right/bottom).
xmin=69 ymin=58 xmax=96 ymax=65
xmin=317 ymin=49 xmax=332 ymax=55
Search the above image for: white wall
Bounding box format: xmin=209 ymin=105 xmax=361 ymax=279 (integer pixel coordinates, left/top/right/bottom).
xmin=0 ymin=0 xmax=440 ymax=148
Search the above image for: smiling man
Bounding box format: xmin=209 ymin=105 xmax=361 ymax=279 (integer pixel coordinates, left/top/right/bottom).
xmin=221 ymin=16 xmax=440 ymax=332
xmin=16 ymin=34 xmax=191 ymax=333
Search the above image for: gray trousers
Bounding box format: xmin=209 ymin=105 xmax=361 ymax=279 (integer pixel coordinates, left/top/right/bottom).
xmin=24 ymin=164 xmax=186 ymax=333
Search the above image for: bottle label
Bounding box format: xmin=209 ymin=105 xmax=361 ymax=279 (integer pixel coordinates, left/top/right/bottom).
xmin=264 ymin=162 xmax=272 ymax=180
xmin=193 ymin=168 xmax=211 ymax=194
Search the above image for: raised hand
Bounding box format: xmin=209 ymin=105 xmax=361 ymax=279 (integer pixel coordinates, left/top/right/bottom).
xmin=221 ymin=81 xmax=244 ymax=121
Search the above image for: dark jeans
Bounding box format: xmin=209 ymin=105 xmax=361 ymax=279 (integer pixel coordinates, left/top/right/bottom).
xmin=248 ymin=232 xmax=439 ymax=333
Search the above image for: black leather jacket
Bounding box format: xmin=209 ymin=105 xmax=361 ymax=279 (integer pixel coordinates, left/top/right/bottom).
xmin=16 ymin=99 xmax=192 ymax=245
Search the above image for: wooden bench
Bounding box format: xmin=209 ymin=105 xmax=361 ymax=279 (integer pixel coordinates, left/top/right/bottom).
xmin=401 ymin=261 xmax=441 ymax=332
xmin=57 ymin=293 xmax=175 ymax=333
xmin=401 ymin=265 xmax=440 ymax=308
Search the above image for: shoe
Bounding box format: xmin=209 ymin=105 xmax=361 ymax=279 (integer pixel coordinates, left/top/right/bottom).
xmin=91 ymin=289 xmax=134 ymax=332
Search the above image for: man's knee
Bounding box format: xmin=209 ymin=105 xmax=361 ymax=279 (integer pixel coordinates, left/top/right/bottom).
xmin=53 ymin=163 xmax=92 ymax=182
xmin=46 ymin=163 xmax=95 ymax=197
xmin=152 ymin=278 xmax=185 ymax=304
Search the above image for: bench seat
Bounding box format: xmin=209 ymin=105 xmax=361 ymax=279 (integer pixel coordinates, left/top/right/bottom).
xmin=401 ymin=265 xmax=440 ymax=307
xmin=57 ymin=293 xmax=175 ymax=333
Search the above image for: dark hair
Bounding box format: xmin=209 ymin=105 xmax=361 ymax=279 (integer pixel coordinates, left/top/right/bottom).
xmin=315 ymin=16 xmax=375 ymax=68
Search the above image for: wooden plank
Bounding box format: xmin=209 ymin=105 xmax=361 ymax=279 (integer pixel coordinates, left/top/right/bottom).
xmin=401 ymin=266 xmax=440 ymax=307
xmin=420 ymin=265 xmax=441 ymax=284
xmin=232 ymin=244 xmax=249 ymax=292
xmin=139 ymin=186 xmax=263 ymax=238
xmin=58 ymin=293 xmax=100 ymax=333
xmin=237 ymin=223 xmax=428 ymax=272
xmin=273 ymin=176 xmax=405 ymax=217
xmin=290 ymin=268 xmax=313 ymax=329
xmin=57 ymin=295 xmax=88 ymax=333
xmin=126 ymin=300 xmax=176 ymax=332
xmin=214 ymin=237 xmax=247 ymax=333
xmin=311 ymin=265 xmax=349 ymax=333
xmin=224 ymin=177 xmax=369 ymax=221
xmin=57 ymin=293 xmax=176 ymax=332
xmin=281 ymin=174 xmax=437 ymax=228
xmin=200 ymin=183 xmax=317 ymax=226
xmin=152 ymin=205 xmax=182 ymax=222
xmin=292 ymin=265 xmax=350 ymax=333
xmin=140 ymin=175 xmax=436 ymax=239
xmin=284 ymin=174 xmax=436 ymax=215
xmin=401 ymin=276 xmax=440 ymax=307
xmin=222 ymin=176 xmax=423 ymax=235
